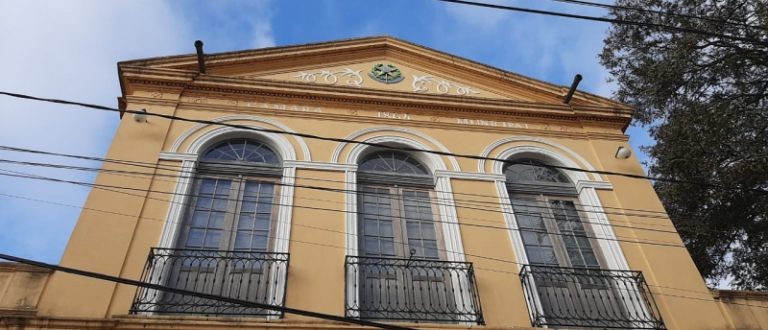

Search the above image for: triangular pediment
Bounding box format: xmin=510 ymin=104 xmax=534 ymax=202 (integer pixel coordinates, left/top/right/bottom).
xmin=118 ymin=36 xmax=629 ymax=109
xmin=240 ymin=60 xmax=516 ymax=100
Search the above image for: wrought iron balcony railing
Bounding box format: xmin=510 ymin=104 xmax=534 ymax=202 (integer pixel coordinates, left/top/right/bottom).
xmin=345 ymin=255 xmax=484 ymax=324
xmin=131 ymin=248 xmax=289 ymax=317
xmin=520 ymin=265 xmax=666 ymax=329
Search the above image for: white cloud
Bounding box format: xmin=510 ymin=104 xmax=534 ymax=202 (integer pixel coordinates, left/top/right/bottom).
xmin=252 ymin=20 xmax=276 ymax=48
xmin=0 ymin=0 xmax=272 ymax=263
xmin=443 ymin=0 xmax=509 ymax=30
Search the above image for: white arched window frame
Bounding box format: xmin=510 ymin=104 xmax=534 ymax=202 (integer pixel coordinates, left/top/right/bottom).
xmin=481 ymin=141 xmax=628 ymax=271
xmin=156 ymin=122 xmax=303 ymax=317
xmin=341 ymin=135 xmax=466 ymax=262
xmin=484 ymin=141 xmax=641 ymax=325
xmin=337 ymin=134 xmax=471 ymax=320
xmin=159 ymin=119 xmax=306 ymax=254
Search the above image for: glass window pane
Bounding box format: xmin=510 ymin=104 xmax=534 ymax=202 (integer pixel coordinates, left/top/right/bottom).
xmin=204 ymin=230 xmax=221 ymax=248
xmin=380 ymin=239 xmax=395 ymax=256
xmin=209 ymin=212 xmax=225 ymax=229
xmin=186 ymin=229 xmax=204 ymax=247
xmin=422 ymin=225 xmax=436 ymax=239
xmin=212 ymin=196 xmax=229 ymax=211
xmin=241 ymin=201 xmax=257 ymax=213
xmin=423 ymin=240 xmax=439 ymax=258
xmin=358 ymin=151 xmax=428 ymax=175
xmin=252 ymin=235 xmax=268 ymax=250
xmin=237 ymin=215 xmax=255 ymax=230
xmin=215 ymin=180 xmax=231 ymax=195
xmin=521 ymin=231 xmax=540 ymax=245
xmin=200 ymin=179 xmax=216 ymax=195
xmin=196 ymin=197 xmax=213 ymax=210
xmin=363 ymin=220 xmax=379 ymax=235
xmin=260 ymin=183 xmax=274 ymax=195
xmin=406 ymin=222 xmax=421 ymax=239
xmin=256 ymin=202 xmax=272 ymax=214
xmin=244 ymin=182 xmax=260 ymax=194
xmin=202 ymin=139 xmax=279 ymax=164
xmin=581 ymin=251 xmax=599 ymax=267
xmin=190 ymin=212 xmax=208 ymax=227
xmin=379 ymin=221 xmax=394 ymax=237
xmin=254 ymin=218 xmax=270 ymax=231
xmin=409 ymin=242 xmax=422 ymax=257
xmin=363 ymin=237 xmax=380 ymax=255
xmin=234 ymin=233 xmax=251 ymax=249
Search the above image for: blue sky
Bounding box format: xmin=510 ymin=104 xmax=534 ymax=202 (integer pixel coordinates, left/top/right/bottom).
xmin=0 ymin=0 xmax=652 ymax=264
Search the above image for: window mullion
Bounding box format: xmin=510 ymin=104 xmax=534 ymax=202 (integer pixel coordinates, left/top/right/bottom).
xmin=220 ymin=175 xmax=244 ymax=251
xmin=541 ymin=195 xmax=572 ymax=268
xmin=392 ymin=186 xmax=407 ymax=258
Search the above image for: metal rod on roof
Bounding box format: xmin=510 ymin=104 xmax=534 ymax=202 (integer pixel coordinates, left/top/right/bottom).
xmin=563 ymin=74 xmax=582 ymax=104
xmin=195 ymin=40 xmax=206 ymax=74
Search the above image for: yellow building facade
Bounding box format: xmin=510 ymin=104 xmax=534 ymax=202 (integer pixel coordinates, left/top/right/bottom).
xmin=2 ymin=37 xmax=767 ymax=329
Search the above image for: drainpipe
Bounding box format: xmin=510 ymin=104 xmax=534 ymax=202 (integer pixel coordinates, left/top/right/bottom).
xmin=195 ymin=40 xmax=206 ymax=74
xmin=563 ymin=74 xmax=582 ymax=104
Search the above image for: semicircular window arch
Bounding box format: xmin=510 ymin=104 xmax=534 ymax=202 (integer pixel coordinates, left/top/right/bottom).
xmin=358 ymin=150 xmax=429 ymax=176
xmin=201 ymin=138 xmax=280 ymax=164
xmin=504 ymin=158 xmax=571 ymax=184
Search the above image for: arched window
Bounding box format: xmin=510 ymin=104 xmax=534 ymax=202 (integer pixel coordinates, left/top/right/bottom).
xmin=352 ymin=150 xmax=473 ymax=322
xmin=178 ymin=139 xmax=281 ymax=253
xmin=506 ymin=158 xmax=628 ymax=328
xmin=505 ymin=158 xmax=598 ymax=268
xmin=356 ymin=150 xmax=440 ymax=259
xmin=157 ymin=138 xmax=284 ymax=316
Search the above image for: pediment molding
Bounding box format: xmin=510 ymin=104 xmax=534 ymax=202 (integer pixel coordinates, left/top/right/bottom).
xmin=118 ymin=36 xmax=632 ymax=113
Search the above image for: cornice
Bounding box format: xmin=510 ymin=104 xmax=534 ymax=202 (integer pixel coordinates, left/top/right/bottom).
xmin=117 ymin=36 xmax=631 ymax=110
xmin=120 ymin=67 xmax=631 ymax=127
xmin=168 ymin=102 xmax=616 ymax=140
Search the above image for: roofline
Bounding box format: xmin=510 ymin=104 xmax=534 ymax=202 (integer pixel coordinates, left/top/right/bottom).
xmin=117 ymin=35 xmax=631 ymax=111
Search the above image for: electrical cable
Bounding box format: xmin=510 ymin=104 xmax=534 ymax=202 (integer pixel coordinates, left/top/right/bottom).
xmin=0 ymin=144 xmax=673 ymax=217
xmin=0 ymin=169 xmax=686 ymax=248
xmin=1 ymin=196 xmax=766 ymax=312
xmin=436 ymin=0 xmax=768 ymax=46
xmin=2 ymin=91 xmax=765 ymax=196
xmin=548 ymin=0 xmax=768 ymax=32
xmin=0 ymin=191 xmax=524 ymax=267
xmin=0 ymin=252 xmax=416 ymax=330
xmin=0 ymin=157 xmax=682 ymax=233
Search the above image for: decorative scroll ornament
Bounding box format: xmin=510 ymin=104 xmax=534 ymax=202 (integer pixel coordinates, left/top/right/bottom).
xmin=294 ymin=68 xmax=363 ymax=87
xmin=411 ymin=75 xmax=480 ymax=96
xmin=369 ymin=63 xmax=404 ymax=84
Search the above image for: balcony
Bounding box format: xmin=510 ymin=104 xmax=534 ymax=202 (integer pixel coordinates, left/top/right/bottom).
xmin=345 ymin=255 xmax=484 ymax=324
xmin=130 ymin=248 xmax=289 ymax=317
xmin=520 ymin=265 xmax=665 ymax=329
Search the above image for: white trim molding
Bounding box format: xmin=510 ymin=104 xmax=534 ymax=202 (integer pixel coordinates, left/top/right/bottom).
xmin=159 ymin=122 xmax=301 ymax=256
xmin=479 ymin=136 xmax=605 ymax=182
xmin=158 ymin=152 xmax=197 ymax=161
xmin=576 ymin=180 xmax=614 ymax=192
xmin=434 ymin=170 xmax=506 ymax=182
xmin=490 ymin=144 xmax=630 ymax=272
xmin=341 ymin=135 xmax=467 ymax=262
xmin=283 ymin=160 xmax=357 ymax=172
xmin=331 ymin=126 xmax=461 ymax=171
xmin=170 ymin=115 xmax=311 ymax=161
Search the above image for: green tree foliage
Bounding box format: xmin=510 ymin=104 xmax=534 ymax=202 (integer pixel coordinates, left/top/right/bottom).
xmin=600 ymin=0 xmax=768 ymax=289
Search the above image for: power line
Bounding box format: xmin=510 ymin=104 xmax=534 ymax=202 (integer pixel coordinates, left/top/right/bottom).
xmin=2 ymin=91 xmax=765 ymax=196
xmin=0 ymin=168 xmax=686 ymax=248
xmin=549 ymin=0 xmax=768 ymax=32
xmin=0 ymin=156 xmax=680 ymax=231
xmin=2 ymin=197 xmax=766 ymax=312
xmin=0 ymin=252 xmax=415 ymax=330
xmin=0 ymin=191 xmax=524 ymax=267
xmin=436 ymin=0 xmax=768 ymax=46
xmin=0 ymin=144 xmax=673 ymax=217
